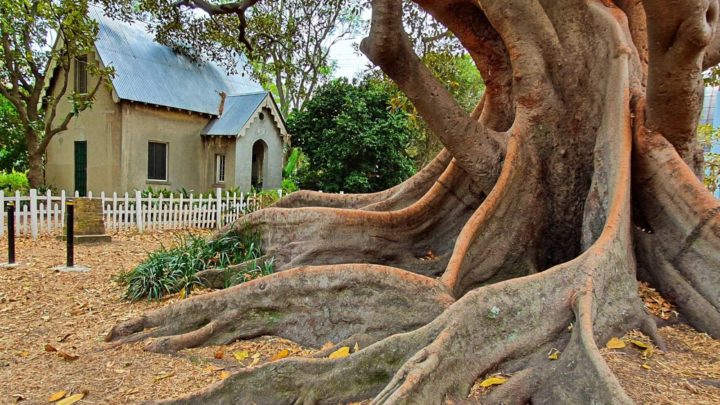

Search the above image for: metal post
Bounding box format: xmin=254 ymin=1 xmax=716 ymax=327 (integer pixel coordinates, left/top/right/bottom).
xmin=66 ymin=201 xmax=74 ymax=268
xmin=7 ymin=202 xmax=15 ymax=264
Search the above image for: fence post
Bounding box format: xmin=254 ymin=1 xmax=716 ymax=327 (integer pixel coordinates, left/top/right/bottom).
xmin=215 ymin=187 xmax=222 ymax=229
xmin=0 ymin=190 xmax=4 ymax=237
xmin=135 ymin=190 xmax=143 ymax=232
xmin=30 ymin=188 xmax=38 ymax=239
xmin=7 ymin=202 xmax=15 ymax=264
xmin=66 ymin=201 xmax=74 ymax=268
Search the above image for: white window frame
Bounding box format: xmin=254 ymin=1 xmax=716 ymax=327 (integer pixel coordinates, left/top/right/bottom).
xmin=215 ymin=153 xmax=226 ymax=183
xmin=147 ymin=141 xmax=169 ymax=182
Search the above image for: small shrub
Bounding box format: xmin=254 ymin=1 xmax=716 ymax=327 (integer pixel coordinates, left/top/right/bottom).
xmin=0 ymin=171 xmax=29 ymax=193
xmin=117 ymin=227 xmax=273 ymax=301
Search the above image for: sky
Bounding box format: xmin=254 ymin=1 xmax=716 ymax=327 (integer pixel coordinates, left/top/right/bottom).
xmin=329 ymin=37 xmax=370 ymax=79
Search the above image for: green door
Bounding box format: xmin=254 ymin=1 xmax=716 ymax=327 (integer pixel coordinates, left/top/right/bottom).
xmin=74 ymin=141 xmax=87 ymax=196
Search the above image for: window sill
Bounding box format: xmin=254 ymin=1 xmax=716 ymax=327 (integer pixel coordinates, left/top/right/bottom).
xmin=146 ymin=179 xmax=170 ymax=185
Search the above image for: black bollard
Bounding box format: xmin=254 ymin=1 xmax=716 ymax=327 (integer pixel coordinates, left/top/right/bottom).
xmin=66 ymin=201 xmax=74 ymax=268
xmin=7 ymin=202 xmax=15 ymax=264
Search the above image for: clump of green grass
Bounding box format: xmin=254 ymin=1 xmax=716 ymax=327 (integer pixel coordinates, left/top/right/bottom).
xmin=116 ymin=228 xmax=273 ymax=301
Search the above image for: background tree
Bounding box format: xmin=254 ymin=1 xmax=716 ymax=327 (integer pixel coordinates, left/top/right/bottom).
xmin=287 ymin=78 xmax=415 ymax=192
xmin=0 ymin=0 xmax=113 ymax=187
xmin=698 ymin=123 xmax=720 ymax=194
xmin=125 ymin=0 xmax=363 ymax=115
xmin=108 ymin=1 xmax=720 ymax=404
xmin=0 ymin=95 xmax=27 ymax=173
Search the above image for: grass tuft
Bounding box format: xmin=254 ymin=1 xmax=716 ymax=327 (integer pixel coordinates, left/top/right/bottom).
xmin=116 ymin=227 xmax=273 ymax=301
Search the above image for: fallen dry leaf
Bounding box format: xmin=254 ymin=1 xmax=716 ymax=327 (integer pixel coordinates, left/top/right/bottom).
xmin=154 ymin=373 xmax=174 ymax=381
xmin=548 ymin=348 xmax=560 ymax=360
xmin=233 ymin=350 xmax=249 ymax=362
xmin=55 ymin=393 xmax=85 ymax=405
xmin=214 ymin=348 xmax=224 ymax=359
xmin=271 ymin=349 xmax=289 ymax=361
xmin=328 ymin=346 xmax=350 ymax=360
xmin=47 ymin=390 xmax=67 ymax=402
xmin=628 ymin=339 xmax=650 ymax=349
xmin=606 ymin=337 xmax=626 ymax=349
xmin=219 ymin=371 xmax=231 ymax=380
xmin=44 ymin=344 xmax=58 ymax=352
xmin=479 ymin=376 xmax=507 ymax=387
xmin=57 ymin=351 xmax=79 ymax=361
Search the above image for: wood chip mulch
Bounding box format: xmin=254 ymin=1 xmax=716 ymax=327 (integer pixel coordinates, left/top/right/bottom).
xmin=0 ymin=231 xmax=717 ymax=404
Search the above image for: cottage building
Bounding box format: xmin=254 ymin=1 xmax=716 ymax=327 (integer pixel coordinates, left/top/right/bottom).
xmin=45 ymin=7 xmax=288 ymax=196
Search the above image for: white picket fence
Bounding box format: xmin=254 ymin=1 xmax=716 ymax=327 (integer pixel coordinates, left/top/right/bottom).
xmin=0 ymin=188 xmax=281 ymax=239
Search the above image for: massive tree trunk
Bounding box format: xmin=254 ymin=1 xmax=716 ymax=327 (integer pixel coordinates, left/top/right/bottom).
xmin=107 ymin=0 xmax=720 ymax=403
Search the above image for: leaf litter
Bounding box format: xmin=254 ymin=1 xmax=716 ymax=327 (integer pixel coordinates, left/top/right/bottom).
xmin=0 ymin=231 xmax=717 ymax=404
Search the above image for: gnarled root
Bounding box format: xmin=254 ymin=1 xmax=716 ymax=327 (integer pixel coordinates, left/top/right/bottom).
xmin=272 ymin=149 xmax=452 ymax=211
xmin=226 ymin=158 xmax=482 ymax=277
xmin=143 ymin=246 xmax=645 ymax=404
xmin=106 ymin=264 xmax=454 ymax=352
xmin=632 ymin=111 xmax=720 ymax=338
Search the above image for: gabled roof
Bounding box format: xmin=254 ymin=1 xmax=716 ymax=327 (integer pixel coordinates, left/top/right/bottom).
xmin=89 ymin=6 xmax=262 ymax=115
xmin=202 ymin=91 xmax=288 ymax=139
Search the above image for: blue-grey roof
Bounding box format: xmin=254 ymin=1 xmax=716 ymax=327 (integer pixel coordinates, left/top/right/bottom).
xmin=202 ymin=92 xmax=268 ymax=135
xmin=89 ymin=6 xmax=263 ymax=115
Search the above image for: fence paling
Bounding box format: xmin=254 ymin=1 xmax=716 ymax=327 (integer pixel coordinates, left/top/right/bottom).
xmin=0 ymin=188 xmax=281 ymax=238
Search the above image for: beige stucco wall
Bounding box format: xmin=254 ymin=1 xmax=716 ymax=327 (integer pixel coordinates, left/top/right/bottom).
xmin=120 ymin=103 xmax=209 ymax=193
xmin=45 ymin=50 xmax=122 ymax=195
xmin=234 ymin=106 xmax=285 ymax=190
xmin=202 ymin=137 xmax=236 ymax=191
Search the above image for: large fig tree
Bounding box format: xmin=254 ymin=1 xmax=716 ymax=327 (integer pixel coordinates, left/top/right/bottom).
xmin=107 ymin=0 xmax=720 ymax=403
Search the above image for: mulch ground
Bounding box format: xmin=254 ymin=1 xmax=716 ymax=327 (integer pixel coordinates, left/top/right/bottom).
xmin=0 ymin=230 xmax=717 ymax=404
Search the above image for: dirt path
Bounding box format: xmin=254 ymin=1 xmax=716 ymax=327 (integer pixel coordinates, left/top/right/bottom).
xmin=0 ymin=230 xmax=717 ymax=404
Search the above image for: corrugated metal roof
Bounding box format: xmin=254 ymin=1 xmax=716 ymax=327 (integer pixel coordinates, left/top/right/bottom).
xmin=89 ymin=6 xmax=263 ymax=115
xmin=202 ymin=92 xmax=268 ymax=135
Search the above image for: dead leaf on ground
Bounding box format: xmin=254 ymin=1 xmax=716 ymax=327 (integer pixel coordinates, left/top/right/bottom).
xmin=271 ymin=349 xmax=289 ymax=361
xmin=55 ymin=392 xmax=85 ymax=405
xmin=214 ymin=348 xmax=224 ymax=359
xmin=48 ymin=390 xmax=67 ymax=402
xmin=548 ymin=348 xmax=560 ymax=360
xmin=154 ymin=373 xmax=174 ymax=381
xmin=606 ymin=337 xmax=626 ymax=349
xmin=328 ymin=346 xmax=350 ymax=360
xmin=44 ymin=344 xmax=58 ymax=352
xmin=479 ymin=376 xmax=507 ymax=387
xmin=628 ymin=339 xmax=650 ymax=349
xmin=233 ymin=350 xmax=249 ymax=362
xmin=57 ymin=351 xmax=79 ymax=361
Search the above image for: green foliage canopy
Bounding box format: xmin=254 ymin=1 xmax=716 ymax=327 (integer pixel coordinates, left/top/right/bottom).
xmin=287 ymin=78 xmax=415 ymax=193
xmin=0 ymin=95 xmax=27 ymax=172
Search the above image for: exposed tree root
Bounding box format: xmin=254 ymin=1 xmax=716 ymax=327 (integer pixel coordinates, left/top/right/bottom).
xmin=441 ymin=128 xmax=545 ymax=297
xmin=273 ymin=149 xmax=452 ymax=211
xmin=632 ymin=119 xmax=720 ymax=338
xmin=225 ymin=158 xmax=482 ymax=276
xmin=106 ymin=265 xmax=454 ymax=352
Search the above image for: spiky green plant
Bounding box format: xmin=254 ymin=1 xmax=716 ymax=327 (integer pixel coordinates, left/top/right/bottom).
xmin=117 ymin=228 xmax=273 ymax=301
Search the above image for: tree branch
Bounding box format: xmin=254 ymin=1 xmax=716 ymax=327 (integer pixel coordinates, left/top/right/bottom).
xmin=360 ymin=0 xmax=506 ymax=191
xmin=643 ymin=0 xmax=716 ymax=153
xmin=39 ymin=75 xmax=105 ymax=155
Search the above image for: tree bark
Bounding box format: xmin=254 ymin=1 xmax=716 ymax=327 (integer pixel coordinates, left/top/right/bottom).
xmin=108 ymin=0 xmax=720 ymax=403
